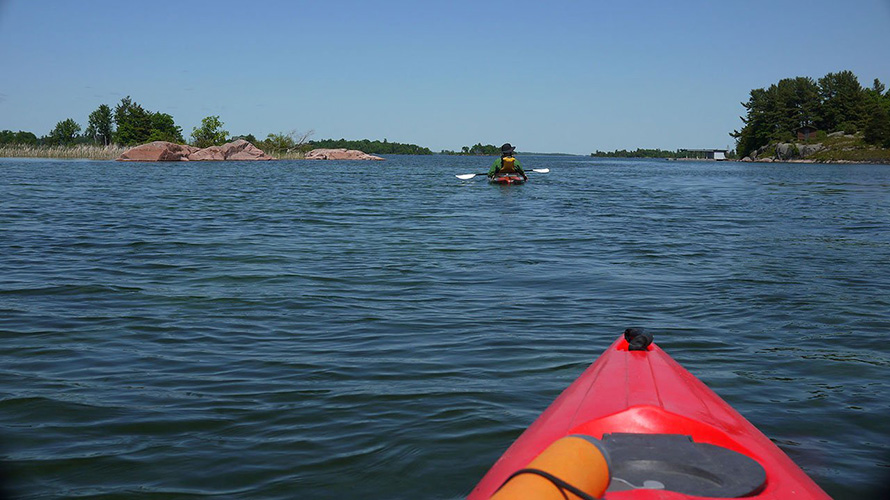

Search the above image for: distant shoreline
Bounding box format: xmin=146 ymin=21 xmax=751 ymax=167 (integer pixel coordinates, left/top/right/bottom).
xmin=3 ymin=144 xmax=887 ymax=164
xmin=662 ymin=157 xmax=890 ymax=164
xmin=0 ymin=145 xmax=585 ymax=160
xmin=0 ymin=144 xmax=308 ymax=160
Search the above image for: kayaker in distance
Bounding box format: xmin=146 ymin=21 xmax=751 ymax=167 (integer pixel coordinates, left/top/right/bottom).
xmin=488 ymin=143 xmax=528 ymax=181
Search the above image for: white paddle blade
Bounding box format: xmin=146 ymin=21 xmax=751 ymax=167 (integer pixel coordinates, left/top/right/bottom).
xmin=455 ymin=173 xmax=479 ymax=180
xmin=530 ymin=168 xmax=550 ymax=173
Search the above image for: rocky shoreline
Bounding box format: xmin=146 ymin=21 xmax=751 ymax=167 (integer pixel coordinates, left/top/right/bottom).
xmin=117 ymin=140 xmax=274 ymax=161
xmin=116 ymin=141 xmax=385 ymax=162
xmin=303 ymin=148 xmax=384 ymax=161
xmin=740 ymin=132 xmax=890 ymax=164
xmin=740 ymin=157 xmax=889 ymax=164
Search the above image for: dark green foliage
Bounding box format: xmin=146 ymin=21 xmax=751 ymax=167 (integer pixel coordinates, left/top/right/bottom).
xmin=308 ymin=138 xmax=433 ymax=155
xmin=231 ymin=134 xmax=258 ymax=144
xmin=731 ymin=77 xmax=821 ymax=157
xmin=113 ymin=97 xmax=152 ymax=145
xmin=864 ymin=102 xmax=890 ymax=147
xmin=441 ymin=143 xmax=499 ymax=155
xmin=592 ymin=148 xmax=682 ymax=158
xmin=0 ymin=130 xmax=39 ymax=145
xmin=261 ymin=132 xmax=300 ymax=155
xmin=731 ymin=88 xmax=773 ymax=157
xmin=257 ymin=130 xmax=315 ymax=156
xmin=49 ymin=118 xmax=82 ymax=146
xmin=733 ymin=70 xmax=888 ymax=158
xmin=863 ymin=79 xmax=890 ymax=147
xmin=836 ymin=122 xmax=858 ymax=135
xmin=86 ymin=104 xmax=114 ymax=146
xmin=817 ymin=71 xmax=866 ymax=132
xmin=113 ymin=96 xmax=185 ymax=146
xmin=190 ymin=116 xmax=228 ymax=148
xmin=147 ymin=112 xmax=184 ymax=143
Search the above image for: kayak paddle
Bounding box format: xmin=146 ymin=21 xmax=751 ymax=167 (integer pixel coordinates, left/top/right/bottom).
xmin=455 ymin=168 xmax=549 ymax=180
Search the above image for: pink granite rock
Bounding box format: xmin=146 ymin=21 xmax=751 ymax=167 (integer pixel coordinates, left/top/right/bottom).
xmin=304 ymin=148 xmax=384 ymax=161
xmin=117 ymin=141 xmax=199 ymax=161
xmin=220 ymin=139 xmax=275 ymax=160
xmin=118 ymin=140 xmax=275 ymax=161
xmin=188 ymin=146 xmax=226 ymax=161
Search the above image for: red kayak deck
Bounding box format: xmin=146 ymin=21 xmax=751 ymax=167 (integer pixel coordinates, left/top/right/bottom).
xmin=469 ymin=335 xmax=830 ymax=499
xmin=489 ymin=173 xmax=525 ymax=185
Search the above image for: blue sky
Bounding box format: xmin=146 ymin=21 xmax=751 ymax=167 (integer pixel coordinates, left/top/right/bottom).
xmin=1 ymin=0 xmax=888 ymax=154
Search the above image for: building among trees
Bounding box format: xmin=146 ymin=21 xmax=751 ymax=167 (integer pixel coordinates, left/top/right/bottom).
xmin=795 ymin=126 xmax=818 ymax=141
xmin=679 ymin=149 xmax=729 ymax=160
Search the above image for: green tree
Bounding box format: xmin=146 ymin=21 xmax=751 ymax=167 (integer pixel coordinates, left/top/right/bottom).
xmin=263 ymin=132 xmax=296 ymax=154
xmin=776 ymin=76 xmax=821 ymax=131
xmin=818 ymin=70 xmax=866 ymax=132
xmin=49 ymin=118 xmax=82 ymax=146
xmin=862 ymin=78 xmax=889 ymax=144
xmin=231 ymin=133 xmax=258 ymax=144
xmin=111 ymin=97 xmax=184 ymax=145
xmin=86 ymin=104 xmax=114 ymax=146
xmin=147 ymin=112 xmax=184 ymax=143
xmin=460 ymin=143 xmax=499 ymax=155
xmin=261 ymin=130 xmax=314 ymax=154
xmin=15 ymin=131 xmax=38 ymax=145
xmin=863 ymin=104 xmax=890 ymax=147
xmin=732 ymin=87 xmax=774 ymax=157
xmin=113 ymin=96 xmax=152 ymax=145
xmin=0 ymin=130 xmax=38 ymax=145
xmin=191 ymin=116 xmax=229 ymax=148
xmin=307 ymin=135 xmax=433 ymax=155
xmin=733 ymin=71 xmax=875 ymax=157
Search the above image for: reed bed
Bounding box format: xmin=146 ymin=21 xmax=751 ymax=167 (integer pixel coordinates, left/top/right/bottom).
xmin=0 ymin=144 xmax=128 ymax=160
xmin=270 ymin=150 xmax=306 ymax=160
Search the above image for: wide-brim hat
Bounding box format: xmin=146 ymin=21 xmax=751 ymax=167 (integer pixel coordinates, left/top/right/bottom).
xmin=501 ymin=143 xmax=516 ymax=154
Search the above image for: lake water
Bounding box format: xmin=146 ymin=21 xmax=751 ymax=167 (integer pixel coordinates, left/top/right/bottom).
xmin=1 ymin=155 xmax=888 ymax=499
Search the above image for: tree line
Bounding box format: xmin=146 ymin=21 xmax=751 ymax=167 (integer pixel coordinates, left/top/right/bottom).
xmin=732 ymin=70 xmax=890 ymax=158
xmin=440 ymin=143 xmax=502 ymax=155
xmin=0 ymin=96 xmax=220 ymax=148
xmin=0 ymin=96 xmax=432 ymax=155
xmin=592 ymin=148 xmax=690 ymax=159
xmin=307 ymin=138 xmax=432 ymax=155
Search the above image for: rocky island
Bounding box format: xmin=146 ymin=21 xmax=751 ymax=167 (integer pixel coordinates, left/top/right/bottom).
xmin=117 ymin=140 xmax=274 ymax=161
xmin=116 ymin=141 xmax=385 ymax=162
xmin=734 ymin=70 xmax=890 ymax=164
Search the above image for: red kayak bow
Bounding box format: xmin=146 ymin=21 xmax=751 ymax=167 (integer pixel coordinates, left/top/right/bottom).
xmin=469 ymin=330 xmax=830 ymax=499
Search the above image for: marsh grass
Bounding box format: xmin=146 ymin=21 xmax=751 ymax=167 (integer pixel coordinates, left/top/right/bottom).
xmin=271 ymin=151 xmax=306 ymax=160
xmin=0 ymin=144 xmax=127 ymax=160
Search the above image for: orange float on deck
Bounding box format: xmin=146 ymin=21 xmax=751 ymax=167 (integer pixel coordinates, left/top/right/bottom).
xmin=491 ymin=435 xmax=610 ymax=500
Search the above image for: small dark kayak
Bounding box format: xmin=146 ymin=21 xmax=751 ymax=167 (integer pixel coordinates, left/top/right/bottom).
xmin=469 ymin=330 xmax=830 ymax=499
xmin=488 ymin=173 xmax=525 ymax=185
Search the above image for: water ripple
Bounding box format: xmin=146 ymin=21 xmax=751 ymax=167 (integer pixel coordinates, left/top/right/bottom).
xmin=1 ymin=157 xmax=888 ymax=498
